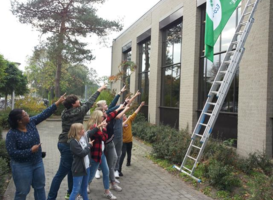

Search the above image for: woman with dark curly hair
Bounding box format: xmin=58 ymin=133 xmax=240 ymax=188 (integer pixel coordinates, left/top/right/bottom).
xmin=5 ymin=94 xmax=65 ymax=200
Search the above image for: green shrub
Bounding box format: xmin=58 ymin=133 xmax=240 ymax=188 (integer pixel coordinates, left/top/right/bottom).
xmin=237 ymin=152 xmax=273 ymax=176
xmin=0 ymin=109 xmax=10 ymax=129
xmin=15 ymin=96 xmax=46 ymax=116
xmin=250 ymin=174 xmax=273 ymax=200
xmin=0 ymin=140 xmax=10 ymax=168
xmin=0 ymin=157 xmax=9 ymax=195
xmin=204 ymin=160 xmax=240 ymax=191
xmin=203 ymin=141 xmax=238 ymax=166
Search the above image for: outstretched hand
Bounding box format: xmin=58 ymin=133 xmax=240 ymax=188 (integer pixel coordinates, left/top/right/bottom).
xmin=140 ymin=101 xmax=145 ymax=106
xmin=121 ymin=85 xmax=126 ymax=93
xmin=98 ymin=85 xmax=107 ymax=92
xmin=55 ymin=93 xmax=66 ymax=106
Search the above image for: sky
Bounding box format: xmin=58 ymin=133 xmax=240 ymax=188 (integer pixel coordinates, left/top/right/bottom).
xmin=0 ymin=0 xmax=160 ymax=78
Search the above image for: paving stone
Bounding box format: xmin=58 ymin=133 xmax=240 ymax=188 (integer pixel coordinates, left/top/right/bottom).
xmin=3 ymin=121 xmax=212 ymax=200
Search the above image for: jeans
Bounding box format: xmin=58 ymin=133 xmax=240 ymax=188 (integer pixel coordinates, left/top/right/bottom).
xmin=69 ymin=168 xmax=90 ymax=200
xmin=119 ymin=142 xmax=133 ymax=172
xmin=88 ymin=153 xmax=110 ymax=189
xmin=105 ymin=141 xmax=117 ymax=182
xmin=11 ymin=159 xmax=46 ymax=200
xmin=47 ymin=143 xmax=73 ymax=200
xmin=113 ymin=137 xmax=123 ymax=171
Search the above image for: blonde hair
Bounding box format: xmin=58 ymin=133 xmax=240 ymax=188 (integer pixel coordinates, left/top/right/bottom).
xmin=96 ymin=100 xmax=106 ymax=108
xmin=68 ymin=123 xmax=84 ymax=141
xmin=87 ymin=110 xmax=104 ymax=130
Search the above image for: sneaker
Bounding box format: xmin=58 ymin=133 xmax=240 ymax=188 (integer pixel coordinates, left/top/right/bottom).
xmin=95 ymin=170 xmax=101 ymax=179
xmin=114 ymin=178 xmax=120 ymax=184
xmin=104 ymin=191 xmax=117 ymax=199
xmin=119 ymin=171 xmax=123 ymax=177
xmin=76 ymin=195 xmax=83 ymax=200
xmin=65 ymin=193 xmax=70 ymax=200
xmin=111 ymin=183 xmax=122 ymax=192
xmin=87 ymin=182 xmax=91 ymax=193
xmin=114 ymin=170 xmax=119 ymax=178
xmin=87 ymin=186 xmax=90 ymax=194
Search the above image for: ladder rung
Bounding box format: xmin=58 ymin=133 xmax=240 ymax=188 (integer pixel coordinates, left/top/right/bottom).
xmin=236 ymin=31 xmax=244 ymax=35
xmin=208 ymin=102 xmax=216 ymax=106
xmin=187 ymin=155 xmax=197 ymax=161
xmin=200 ymin=123 xmax=207 ymax=127
xmin=219 ymin=71 xmax=227 ymax=74
xmin=194 ymin=134 xmax=202 ymax=138
xmin=210 ymin=91 xmax=218 ymax=95
xmin=224 ymin=61 xmax=231 ymax=64
xmin=182 ymin=166 xmax=192 ymax=172
xmin=192 ymin=145 xmax=201 ymax=150
xmin=204 ymin=112 xmax=212 ymax=116
xmin=240 ymin=21 xmax=248 ymax=26
xmin=215 ymin=81 xmax=223 ymax=84
xmin=227 ymin=51 xmax=234 ymax=55
xmin=232 ymin=41 xmax=238 ymax=45
xmin=247 ymin=3 xmax=255 ymax=7
xmin=244 ymin=12 xmax=252 ymax=16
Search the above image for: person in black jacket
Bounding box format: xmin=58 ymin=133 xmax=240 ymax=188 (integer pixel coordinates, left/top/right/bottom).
xmin=68 ymin=123 xmax=95 ymax=200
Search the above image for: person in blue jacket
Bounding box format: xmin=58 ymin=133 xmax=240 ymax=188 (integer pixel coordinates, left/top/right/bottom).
xmin=5 ymin=94 xmax=65 ymax=200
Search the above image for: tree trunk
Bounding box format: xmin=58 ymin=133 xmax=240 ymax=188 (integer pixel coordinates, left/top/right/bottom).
xmin=4 ymin=94 xmax=7 ymax=110
xmin=54 ymin=21 xmax=66 ymax=98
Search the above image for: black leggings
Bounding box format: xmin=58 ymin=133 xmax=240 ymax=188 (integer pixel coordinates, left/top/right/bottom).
xmin=119 ymin=142 xmax=132 ymax=172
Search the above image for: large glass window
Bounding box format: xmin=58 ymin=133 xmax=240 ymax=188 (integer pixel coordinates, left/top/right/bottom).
xmin=198 ymin=3 xmax=241 ymax=143
xmin=138 ymin=39 xmax=151 ymax=105
xmin=161 ymin=21 xmax=182 ymax=107
xmin=122 ymin=49 xmax=131 ymax=101
xmin=199 ymin=3 xmax=241 ymax=113
xmin=160 ymin=19 xmax=182 ymax=128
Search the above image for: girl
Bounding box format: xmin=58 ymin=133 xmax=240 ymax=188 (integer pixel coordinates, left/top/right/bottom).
xmin=68 ymin=123 xmax=95 ymax=200
xmin=87 ymin=104 xmax=124 ymax=200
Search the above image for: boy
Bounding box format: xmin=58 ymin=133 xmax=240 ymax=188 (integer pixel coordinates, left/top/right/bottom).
xmin=47 ymin=85 xmax=106 ymax=200
xmin=118 ymin=101 xmax=145 ymax=176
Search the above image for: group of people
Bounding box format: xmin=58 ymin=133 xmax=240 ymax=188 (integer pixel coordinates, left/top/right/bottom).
xmin=6 ymin=85 xmax=145 ymax=200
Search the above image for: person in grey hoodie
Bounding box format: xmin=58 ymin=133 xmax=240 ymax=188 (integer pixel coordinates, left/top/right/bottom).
xmin=47 ymin=85 xmax=106 ymax=200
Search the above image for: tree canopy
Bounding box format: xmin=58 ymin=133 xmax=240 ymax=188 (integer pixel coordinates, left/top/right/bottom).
xmin=26 ymin=46 xmax=99 ymax=99
xmin=11 ymin=0 xmax=123 ymax=97
xmin=0 ymin=62 xmax=28 ymax=108
xmin=0 ymin=54 xmax=7 ymax=88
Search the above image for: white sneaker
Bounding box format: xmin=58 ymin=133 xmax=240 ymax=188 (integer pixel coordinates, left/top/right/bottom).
xmin=104 ymin=191 xmax=117 ymax=199
xmin=114 ymin=178 xmax=120 ymax=184
xmin=95 ymin=170 xmax=101 ymax=179
xmin=87 ymin=182 xmax=92 ymax=193
xmin=76 ymin=195 xmax=83 ymax=200
xmin=114 ymin=170 xmax=119 ymax=178
xmin=111 ymin=183 xmax=122 ymax=192
xmin=87 ymin=186 xmax=90 ymax=194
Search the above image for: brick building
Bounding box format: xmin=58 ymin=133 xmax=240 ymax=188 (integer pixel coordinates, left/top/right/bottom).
xmin=110 ymin=0 xmax=273 ymax=157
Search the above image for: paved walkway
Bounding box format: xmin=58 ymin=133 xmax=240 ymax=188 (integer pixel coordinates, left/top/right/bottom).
xmin=3 ymin=121 xmax=212 ymax=200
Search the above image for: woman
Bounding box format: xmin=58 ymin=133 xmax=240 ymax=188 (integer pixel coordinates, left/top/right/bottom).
xmin=5 ymin=94 xmax=65 ymax=200
xmin=86 ymin=105 xmax=124 ymax=200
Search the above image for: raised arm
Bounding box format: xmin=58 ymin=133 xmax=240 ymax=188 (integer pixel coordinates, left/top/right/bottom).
xmin=127 ymin=90 xmax=141 ymax=105
xmin=116 ymin=105 xmax=130 ymax=119
xmin=108 ymin=85 xmax=126 ymax=109
xmin=134 ymin=101 xmax=145 ymax=114
xmin=82 ymin=85 xmax=107 ymax=114
xmin=31 ymin=93 xmax=66 ymax=125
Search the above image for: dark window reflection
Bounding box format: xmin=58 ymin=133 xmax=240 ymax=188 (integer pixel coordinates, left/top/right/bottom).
xmin=138 ymin=39 xmax=151 ymax=105
xmin=122 ymin=50 xmax=132 ymax=101
xmin=161 ymin=20 xmax=182 ymax=108
xmin=199 ymin=3 xmax=241 ymax=113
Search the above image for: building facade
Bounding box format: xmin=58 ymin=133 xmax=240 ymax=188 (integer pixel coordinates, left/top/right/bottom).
xmin=110 ymin=0 xmax=273 ymax=157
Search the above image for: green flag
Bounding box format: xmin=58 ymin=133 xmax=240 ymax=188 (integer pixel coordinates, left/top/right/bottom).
xmin=205 ymin=0 xmax=241 ymax=62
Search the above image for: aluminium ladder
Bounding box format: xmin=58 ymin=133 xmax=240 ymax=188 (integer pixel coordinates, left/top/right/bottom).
xmin=174 ymin=0 xmax=260 ymax=182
